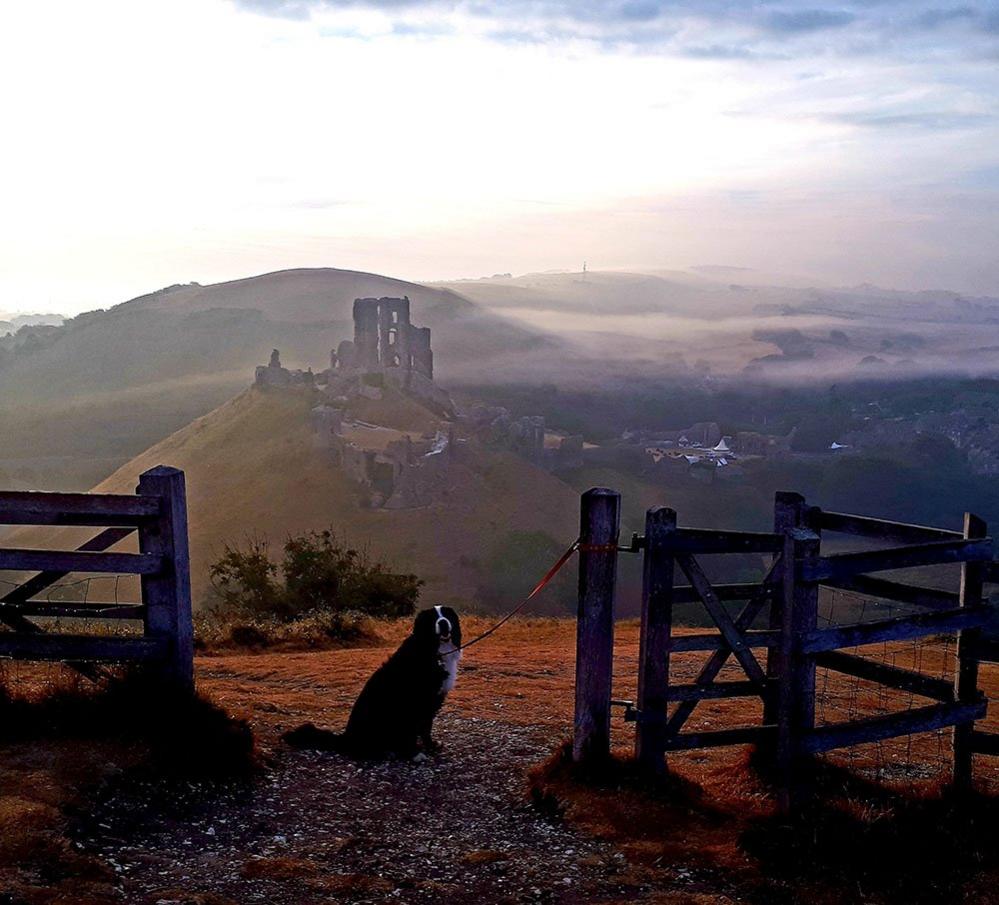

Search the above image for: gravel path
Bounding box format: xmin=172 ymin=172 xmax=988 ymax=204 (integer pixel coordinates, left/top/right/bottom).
xmin=77 ymin=713 xmax=644 ymax=905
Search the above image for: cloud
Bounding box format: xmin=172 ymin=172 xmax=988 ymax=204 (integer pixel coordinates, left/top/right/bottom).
xmin=764 ymin=8 xmax=855 ymax=33
xmin=231 ymin=0 xmax=999 ymax=59
xmin=821 ymin=110 xmax=996 ymax=131
xmin=910 ymin=6 xmax=978 ymax=29
xmin=680 ymin=43 xmax=760 ymax=60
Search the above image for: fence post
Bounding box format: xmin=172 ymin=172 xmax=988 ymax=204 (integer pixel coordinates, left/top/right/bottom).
xmin=953 ymin=511 xmax=986 ymax=791
xmin=573 ymin=488 xmax=621 ymax=765
xmin=765 ymin=492 xmax=804 ymax=728
xmin=776 ymin=526 xmax=820 ymax=814
xmin=635 ymin=506 xmax=676 ymax=772
xmin=137 ymin=466 xmax=194 ymax=693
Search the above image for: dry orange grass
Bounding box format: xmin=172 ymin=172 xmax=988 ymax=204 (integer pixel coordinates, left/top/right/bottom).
xmin=2 ymin=617 xmax=997 ymax=904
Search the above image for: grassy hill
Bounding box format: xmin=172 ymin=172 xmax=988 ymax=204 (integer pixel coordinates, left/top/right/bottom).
xmin=0 ymin=268 xmax=553 ymax=489
xmin=90 ymin=386 xmax=579 ymax=611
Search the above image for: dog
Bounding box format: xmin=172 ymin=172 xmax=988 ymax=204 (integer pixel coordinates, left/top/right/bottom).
xmin=283 ymin=605 xmax=461 ymax=759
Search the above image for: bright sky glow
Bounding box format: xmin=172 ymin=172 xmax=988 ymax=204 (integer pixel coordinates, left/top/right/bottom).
xmin=1 ymin=0 xmax=998 ymax=313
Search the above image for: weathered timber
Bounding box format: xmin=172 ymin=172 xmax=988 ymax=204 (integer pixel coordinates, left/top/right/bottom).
xmin=7 ymin=603 xmax=145 ymax=620
xmin=674 ymin=553 xmax=767 ymax=686
xmin=672 ymin=582 xmax=777 ymax=604
xmin=765 ymin=492 xmax=803 ymax=730
xmin=0 ymin=548 xmax=161 ymax=575
xmin=573 ymin=488 xmax=620 ymax=764
xmin=819 ymin=573 xmax=959 ymax=610
xmin=662 ymin=725 xmax=775 ymax=751
xmin=138 ymin=467 xmax=194 ymax=692
xmin=790 ymin=527 xmax=821 ymax=803
xmin=816 ymin=510 xmax=961 ymax=543
xmin=805 ymin=538 xmax=993 ymax=582
xmin=666 ymin=680 xmax=764 ymax=702
xmin=814 ymin=650 xmax=955 ymax=702
xmin=0 ymin=526 xmax=135 ymax=608
xmin=775 ymin=526 xmax=821 ymax=813
xmin=0 ymin=491 xmax=160 ymax=526
xmin=666 ymin=528 xmax=783 ymax=554
xmin=0 ymin=526 xmax=138 ymax=684
xmin=635 ymin=506 xmax=676 ymax=771
xmin=970 ymin=731 xmax=999 ymax=756
xmin=664 ymin=557 xmax=782 ymax=737
xmin=954 ymin=512 xmax=987 ymax=790
xmin=0 ymin=633 xmax=166 ymax=662
xmin=666 ymin=630 xmax=780 ymax=652
xmin=803 ymin=699 xmax=987 ymax=755
xmin=803 ymin=606 xmax=990 ymax=654
xmin=975 ymin=637 xmax=999 ymax=663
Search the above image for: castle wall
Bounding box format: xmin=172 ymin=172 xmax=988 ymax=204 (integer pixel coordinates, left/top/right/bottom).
xmin=352 ymin=298 xmax=380 ymax=370
xmin=410 ymin=326 xmax=433 ymax=380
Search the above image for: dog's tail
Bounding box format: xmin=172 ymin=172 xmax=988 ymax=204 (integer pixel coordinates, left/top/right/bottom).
xmin=282 ymin=722 xmax=348 ymax=752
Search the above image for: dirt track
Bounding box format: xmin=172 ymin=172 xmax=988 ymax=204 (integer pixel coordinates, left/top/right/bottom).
xmin=70 ymin=619 xmax=999 ymax=904
xmin=74 ymin=621 xmax=654 ymax=904
xmin=78 ymin=713 xmax=644 ymax=904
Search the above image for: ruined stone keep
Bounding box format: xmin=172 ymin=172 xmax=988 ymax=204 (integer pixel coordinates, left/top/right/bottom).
xmin=334 ymin=296 xmax=433 ymax=386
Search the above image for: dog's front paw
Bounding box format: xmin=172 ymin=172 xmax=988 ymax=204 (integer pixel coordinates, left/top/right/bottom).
xmin=421 ymin=737 xmax=442 ymax=754
xmin=412 ymin=752 xmax=429 ymax=764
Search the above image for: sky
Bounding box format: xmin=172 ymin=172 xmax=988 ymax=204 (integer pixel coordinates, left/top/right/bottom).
xmin=1 ymin=0 xmax=998 ymax=315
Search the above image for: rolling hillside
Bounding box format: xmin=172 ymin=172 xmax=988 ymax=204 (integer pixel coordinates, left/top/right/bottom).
xmin=90 ymin=386 xmax=580 ymax=610
xmin=0 ymin=268 xmax=554 ymax=489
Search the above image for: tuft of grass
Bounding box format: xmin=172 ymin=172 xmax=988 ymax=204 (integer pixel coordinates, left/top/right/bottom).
xmin=194 ymin=608 xmax=381 ymax=653
xmin=741 ymin=790 xmax=999 ymax=904
xmin=0 ymin=665 xmax=255 ymax=778
xmin=531 ymin=739 xmax=999 ymax=905
xmin=0 ymin=665 xmax=255 ymax=904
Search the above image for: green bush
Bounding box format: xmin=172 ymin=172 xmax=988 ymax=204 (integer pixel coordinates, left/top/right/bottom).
xmin=209 ymin=528 xmax=422 ymax=622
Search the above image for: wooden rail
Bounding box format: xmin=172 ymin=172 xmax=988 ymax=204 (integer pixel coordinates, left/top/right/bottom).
xmin=803 ymin=700 xmax=988 ymax=755
xmin=805 ymin=538 xmax=993 ymax=582
xmin=0 ymin=491 xmax=160 ymax=526
xmin=0 ymin=549 xmax=162 ymax=574
xmin=803 ymin=607 xmax=991 ymax=653
xmin=818 ymin=574 xmax=959 ymax=610
xmin=815 ymin=510 xmax=961 ymax=543
xmin=0 ymin=466 xmax=193 ymax=691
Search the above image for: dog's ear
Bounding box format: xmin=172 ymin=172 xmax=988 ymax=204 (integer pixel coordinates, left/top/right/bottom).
xmin=440 ymin=606 xmax=461 ymax=646
xmin=412 ymin=608 xmax=437 ymax=642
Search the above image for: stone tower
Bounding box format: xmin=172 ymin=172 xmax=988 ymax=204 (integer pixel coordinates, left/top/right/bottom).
xmin=349 ymin=296 xmax=433 ymax=384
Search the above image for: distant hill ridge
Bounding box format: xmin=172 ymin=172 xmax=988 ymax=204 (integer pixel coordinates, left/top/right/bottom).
xmin=0 ymin=267 xmax=555 ymax=486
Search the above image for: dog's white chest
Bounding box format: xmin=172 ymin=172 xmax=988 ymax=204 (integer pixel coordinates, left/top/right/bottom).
xmin=438 ymin=642 xmax=460 ymax=695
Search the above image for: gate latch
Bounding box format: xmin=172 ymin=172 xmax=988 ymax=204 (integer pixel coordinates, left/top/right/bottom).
xmin=611 ymin=698 xmax=637 ymax=721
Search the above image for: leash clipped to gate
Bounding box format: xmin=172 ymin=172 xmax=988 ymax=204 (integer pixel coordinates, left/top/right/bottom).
xmin=442 ymin=538 xmax=581 ymax=656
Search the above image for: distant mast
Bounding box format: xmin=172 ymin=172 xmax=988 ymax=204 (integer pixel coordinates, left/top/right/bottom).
xmin=582 ymin=260 xmax=587 ymax=280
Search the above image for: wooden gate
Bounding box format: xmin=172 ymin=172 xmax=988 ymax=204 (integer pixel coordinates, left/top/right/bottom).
xmin=0 ymin=466 xmax=194 ymax=690
xmin=572 ymin=487 xmax=996 ymax=810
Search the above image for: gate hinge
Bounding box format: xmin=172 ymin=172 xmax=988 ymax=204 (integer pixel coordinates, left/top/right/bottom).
xmin=620 ymin=533 xmax=645 ymax=553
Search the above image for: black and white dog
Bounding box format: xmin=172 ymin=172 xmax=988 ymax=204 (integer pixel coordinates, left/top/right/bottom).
xmin=284 ymin=605 xmax=461 ymax=759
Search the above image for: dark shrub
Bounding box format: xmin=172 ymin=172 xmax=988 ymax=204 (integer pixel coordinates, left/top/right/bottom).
xmin=208 ymin=528 xmax=422 ymax=623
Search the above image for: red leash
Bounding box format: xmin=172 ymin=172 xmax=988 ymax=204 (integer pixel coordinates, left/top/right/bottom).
xmin=442 ymin=539 xmax=580 ymax=656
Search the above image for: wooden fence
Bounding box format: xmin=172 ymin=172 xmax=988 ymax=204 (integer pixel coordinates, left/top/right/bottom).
xmin=573 ymin=487 xmax=997 ymax=811
xmin=0 ymin=466 xmax=194 ymax=690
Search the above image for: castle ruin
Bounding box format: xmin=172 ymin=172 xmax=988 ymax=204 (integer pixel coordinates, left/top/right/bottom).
xmin=254 ymin=294 xmax=583 ymax=509
xmin=333 ymin=297 xmax=430 ymax=381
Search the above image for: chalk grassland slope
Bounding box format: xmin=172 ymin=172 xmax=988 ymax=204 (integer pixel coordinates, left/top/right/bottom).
xmin=0 ymin=268 xmax=553 ymax=488
xmin=87 ymin=387 xmax=578 ymax=608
